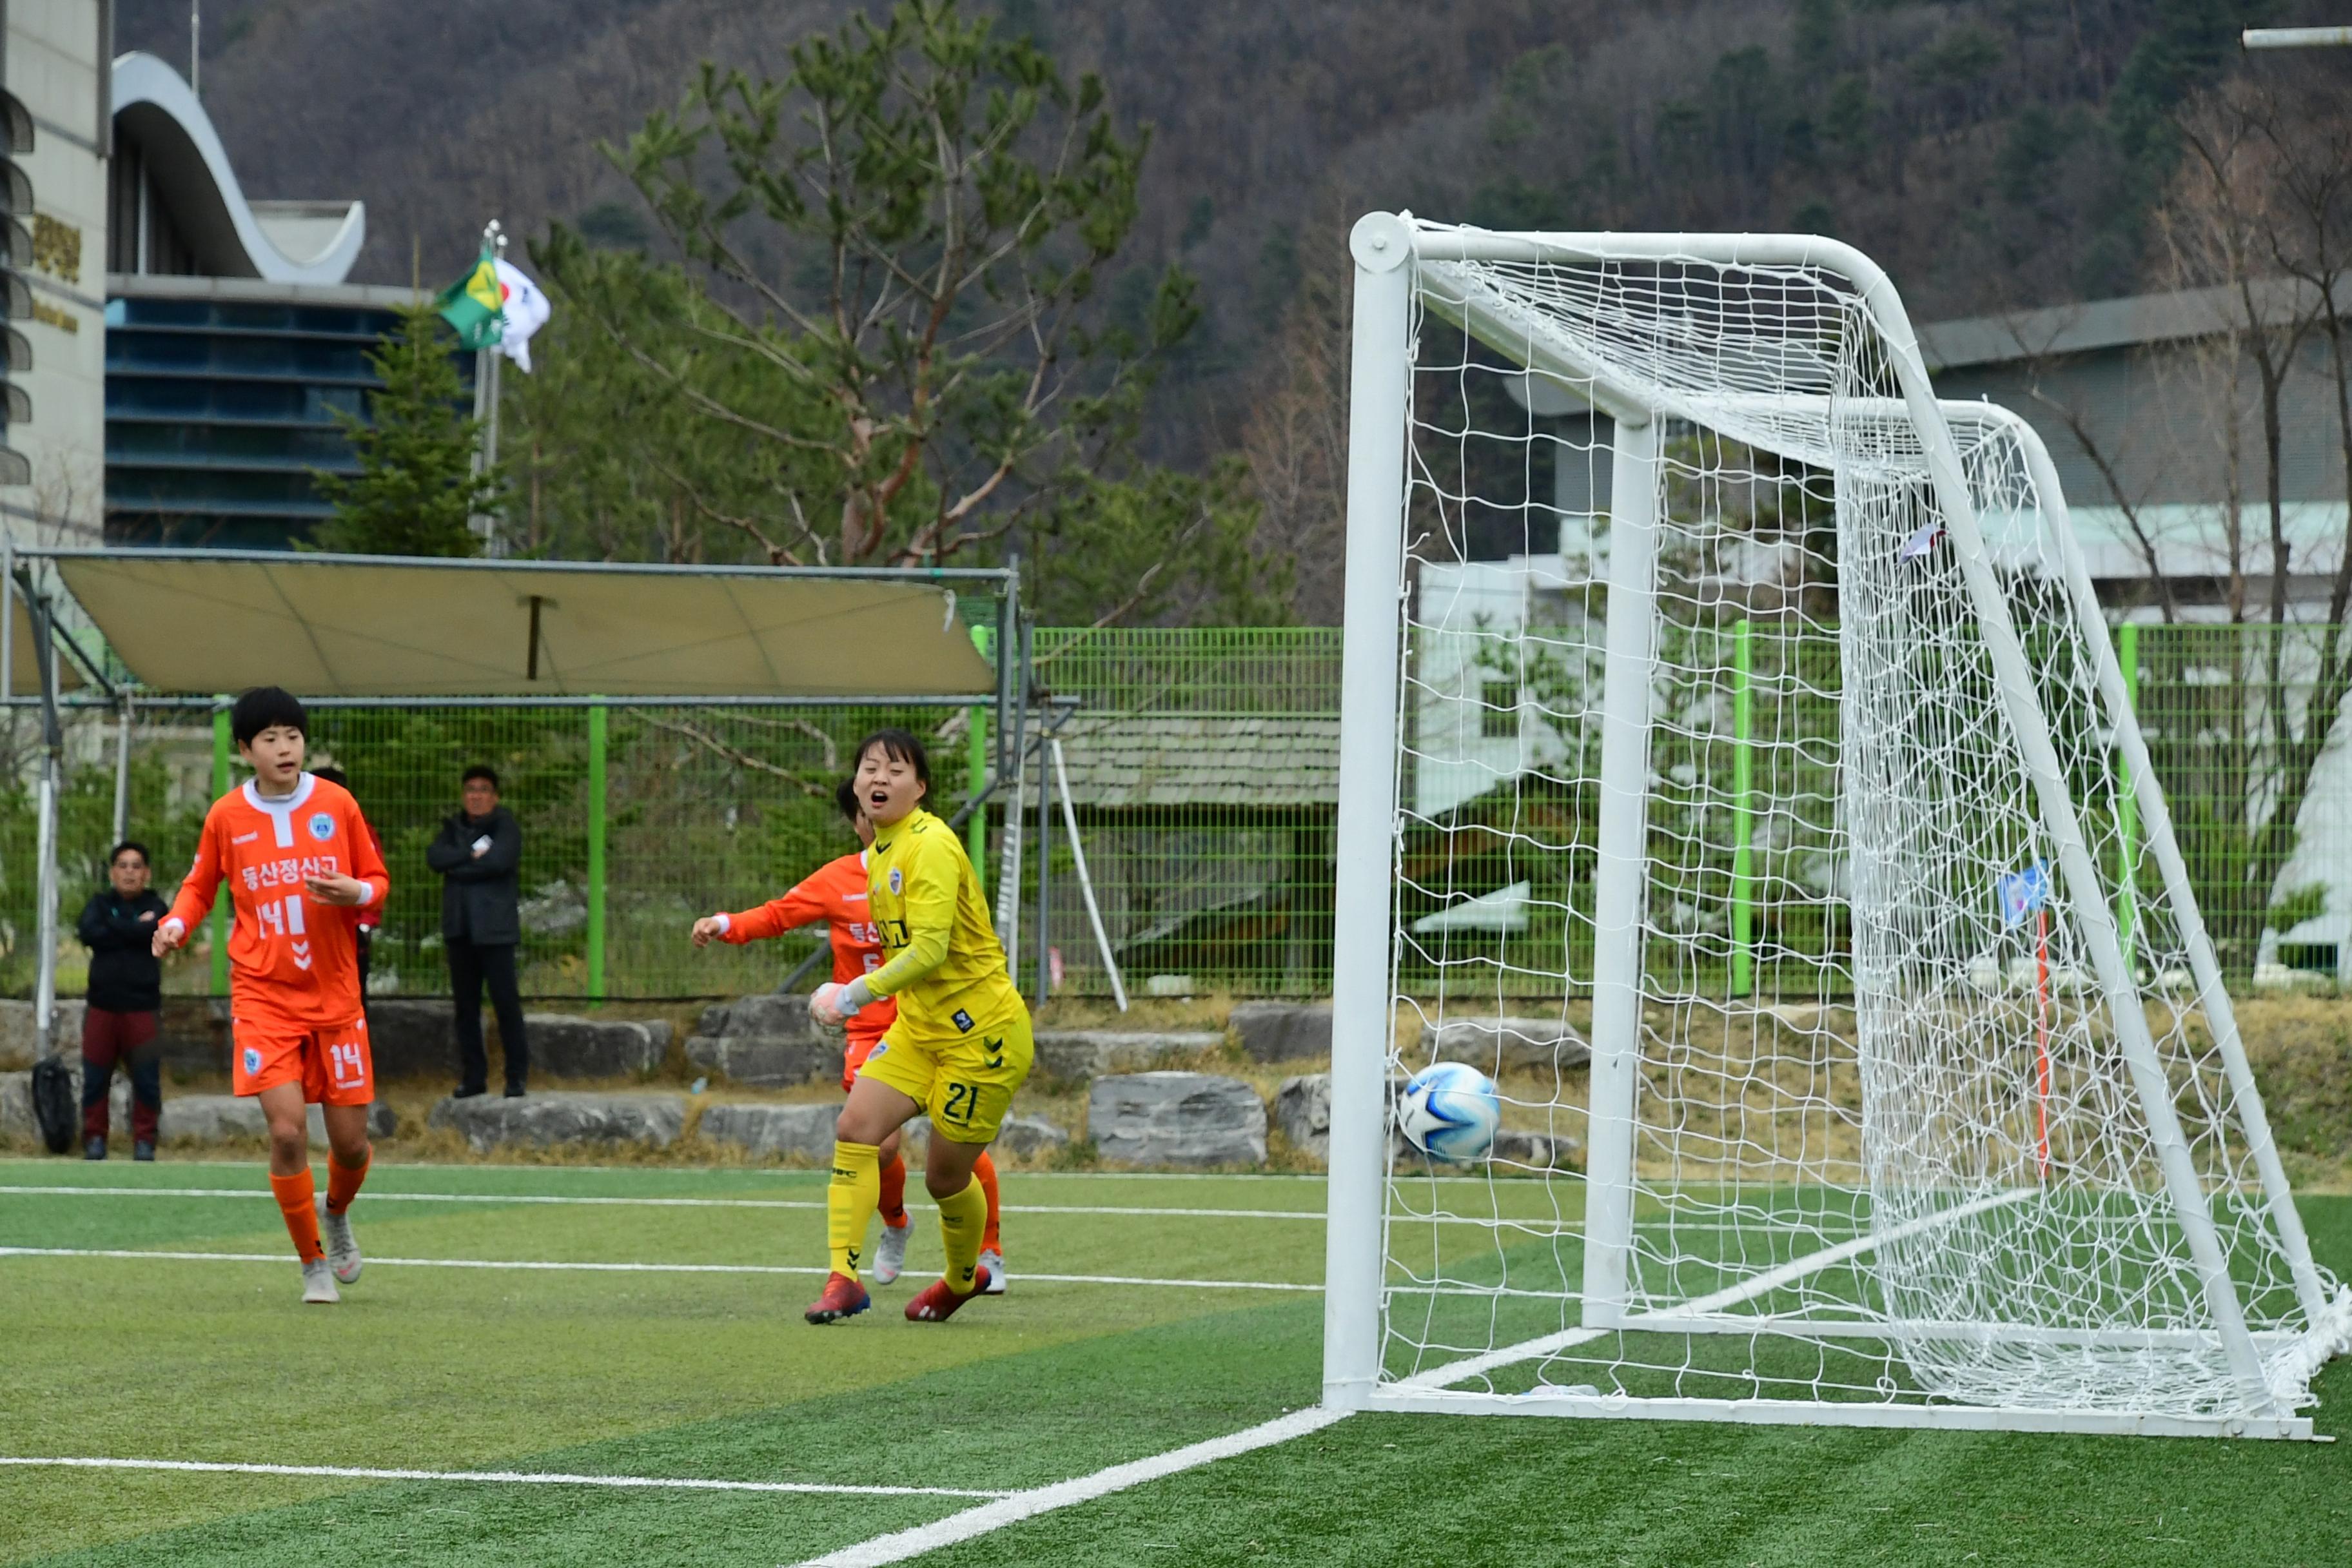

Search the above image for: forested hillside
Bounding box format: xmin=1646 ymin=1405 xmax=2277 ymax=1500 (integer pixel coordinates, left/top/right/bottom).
xmin=115 ymin=0 xmax=2310 ymax=616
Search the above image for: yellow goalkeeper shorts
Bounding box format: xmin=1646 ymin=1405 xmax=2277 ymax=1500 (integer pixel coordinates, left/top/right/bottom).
xmin=858 ymin=1001 xmax=1034 ymax=1145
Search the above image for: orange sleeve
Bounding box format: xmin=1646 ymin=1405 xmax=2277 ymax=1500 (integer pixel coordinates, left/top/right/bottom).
xmin=723 ymin=885 xmax=831 ymax=943
xmin=347 ymin=796 xmax=389 ymax=921
xmin=164 ymin=802 xmax=225 ymax=934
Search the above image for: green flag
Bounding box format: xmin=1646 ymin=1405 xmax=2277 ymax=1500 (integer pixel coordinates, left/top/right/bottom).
xmin=435 ymin=248 xmax=505 ymax=349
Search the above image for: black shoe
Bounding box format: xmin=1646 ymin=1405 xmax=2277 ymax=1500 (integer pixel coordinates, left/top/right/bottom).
xmin=133 ymin=1140 xmax=155 ymax=1162
xmin=503 ymin=1086 xmax=527 ymax=1099
xmin=453 ymin=1085 xmax=487 ymax=1099
xmin=83 ymin=1135 xmax=105 ymax=1161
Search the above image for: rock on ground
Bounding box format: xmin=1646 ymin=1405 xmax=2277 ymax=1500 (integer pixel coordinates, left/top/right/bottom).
xmin=685 ymin=994 xmax=841 ymax=1088
xmin=1230 ymin=1003 xmax=1332 ymax=1063
xmin=366 ymin=1001 xmax=672 ymax=1082
xmin=427 ymin=1091 xmax=687 ymax=1153
xmin=1490 ymin=1128 xmax=1582 ymax=1171
xmin=1031 ymin=1031 xmax=1220 ymax=1086
xmin=992 ymin=1114 xmax=1069 ymax=1159
xmin=1275 ymin=1073 xmax=1331 ymax=1162
xmin=0 ymin=1001 xmax=88 ymax=1070
xmin=696 ymin=1102 xmax=838 ymax=1161
xmin=1 ymin=1072 xmax=395 ymax=1148
xmin=1088 ymin=1072 xmax=1267 ymax=1168
xmin=1420 ymin=1015 xmax=1592 ymax=1075
xmin=157 ymin=1095 xmax=397 ymax=1146
xmin=684 ymin=1035 xmax=843 ymax=1089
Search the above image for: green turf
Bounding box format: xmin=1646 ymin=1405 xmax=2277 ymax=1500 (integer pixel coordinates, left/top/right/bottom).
xmin=3 ymin=1157 xmax=2349 ymax=1566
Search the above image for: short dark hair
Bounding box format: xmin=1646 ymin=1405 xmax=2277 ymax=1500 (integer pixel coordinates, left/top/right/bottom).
xmin=230 ymin=686 xmax=308 ymax=747
xmin=309 ymin=765 xmax=348 ymax=789
xmin=463 ymin=765 xmax=500 ymax=790
xmin=834 ymin=777 xmax=863 ymax=825
xmin=108 ymin=840 xmax=150 ymax=868
xmin=852 ymin=728 xmax=930 ymax=799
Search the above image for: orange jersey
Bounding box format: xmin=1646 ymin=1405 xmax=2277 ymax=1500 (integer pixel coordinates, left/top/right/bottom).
xmin=163 ymin=774 xmax=387 ymax=1026
xmin=720 ymin=851 xmax=897 ymax=1044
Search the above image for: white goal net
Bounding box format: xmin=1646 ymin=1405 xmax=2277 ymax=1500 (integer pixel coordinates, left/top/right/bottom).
xmin=1323 ymin=215 xmax=2352 ymax=1438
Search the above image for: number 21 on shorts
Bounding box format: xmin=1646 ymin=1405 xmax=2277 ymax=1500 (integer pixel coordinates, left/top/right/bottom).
xmin=940 ymin=1081 xmax=980 ymax=1128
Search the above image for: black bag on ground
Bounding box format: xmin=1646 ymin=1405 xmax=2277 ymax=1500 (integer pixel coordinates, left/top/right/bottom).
xmin=32 ymin=1057 xmax=76 ymax=1153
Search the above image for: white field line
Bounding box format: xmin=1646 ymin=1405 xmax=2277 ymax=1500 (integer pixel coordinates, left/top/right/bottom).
xmin=0 ymin=1184 xmax=1851 ymax=1236
xmin=0 ymin=1186 xmax=1328 ymax=1222
xmin=785 ymin=1407 xmax=1350 ymax=1568
xmin=0 ymin=1455 xmax=1008 ymax=1498
xmin=0 ymin=1247 xmax=1321 ymax=1293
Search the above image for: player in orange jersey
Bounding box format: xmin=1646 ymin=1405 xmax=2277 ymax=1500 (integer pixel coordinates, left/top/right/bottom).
xmin=692 ymin=778 xmax=1005 ymax=1293
xmin=153 ymin=687 xmax=388 ymax=1305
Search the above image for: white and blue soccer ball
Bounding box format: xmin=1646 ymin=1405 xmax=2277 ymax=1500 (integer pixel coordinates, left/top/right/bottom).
xmin=1398 ymin=1061 xmax=1502 ymax=1162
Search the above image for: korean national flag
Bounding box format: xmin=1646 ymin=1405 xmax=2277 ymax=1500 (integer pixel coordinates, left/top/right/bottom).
xmin=1997 ymin=861 xmax=2051 ymax=928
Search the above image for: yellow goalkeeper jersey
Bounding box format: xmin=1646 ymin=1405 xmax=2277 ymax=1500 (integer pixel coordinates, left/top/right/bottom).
xmin=862 ymin=806 xmax=1021 ymax=1036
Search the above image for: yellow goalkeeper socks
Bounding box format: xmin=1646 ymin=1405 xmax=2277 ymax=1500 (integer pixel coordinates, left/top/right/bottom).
xmin=936 ymin=1173 xmax=986 ymax=1295
xmin=827 ymin=1140 xmax=882 ymax=1277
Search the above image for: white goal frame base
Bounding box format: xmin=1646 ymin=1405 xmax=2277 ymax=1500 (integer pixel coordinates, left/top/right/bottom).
xmin=1363 ymin=1387 xmax=2322 ymax=1442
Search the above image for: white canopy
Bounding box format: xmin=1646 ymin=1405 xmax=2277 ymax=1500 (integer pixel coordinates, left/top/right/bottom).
xmin=46 ymin=551 xmax=1002 ymax=699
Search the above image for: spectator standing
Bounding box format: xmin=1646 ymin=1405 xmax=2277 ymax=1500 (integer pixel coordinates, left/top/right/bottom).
xmin=76 ymin=841 xmax=170 ymax=1160
xmin=426 ymin=766 xmax=529 ymax=1097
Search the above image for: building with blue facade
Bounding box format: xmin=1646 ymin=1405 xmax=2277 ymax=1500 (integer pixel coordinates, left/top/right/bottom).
xmin=104 ymin=276 xmax=434 ymax=547
xmin=101 ymin=50 xmax=446 ymax=550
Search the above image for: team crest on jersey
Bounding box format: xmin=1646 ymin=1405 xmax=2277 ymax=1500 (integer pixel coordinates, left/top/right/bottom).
xmin=308 ymin=812 xmax=336 ymax=841
xmin=242 ymin=1046 xmax=262 ymax=1075
xmin=952 ymin=1009 xmax=974 ymax=1034
xmin=888 ymin=867 xmax=903 ymax=894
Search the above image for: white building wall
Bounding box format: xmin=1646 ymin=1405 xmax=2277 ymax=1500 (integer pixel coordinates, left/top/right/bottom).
xmin=4 ymin=0 xmax=107 ymax=542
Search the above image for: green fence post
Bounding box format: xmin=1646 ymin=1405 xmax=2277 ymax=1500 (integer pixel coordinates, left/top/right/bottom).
xmin=1730 ymin=620 xmax=1756 ymax=999
xmin=587 ymin=702 xmax=607 ymax=1004
xmin=968 ymin=626 xmax=991 ymax=888
xmin=210 ymin=704 xmax=230 ymax=997
xmin=2117 ymin=622 xmax=2139 ymax=970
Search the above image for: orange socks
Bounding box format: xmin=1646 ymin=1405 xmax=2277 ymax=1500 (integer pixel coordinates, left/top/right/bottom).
xmin=269 ymin=1170 xmax=323 ymax=1263
xmin=327 ymin=1148 xmax=371 ymax=1217
xmin=975 ymin=1152 xmax=1001 ymax=1253
xmin=878 ymin=1153 xmax=908 ymax=1227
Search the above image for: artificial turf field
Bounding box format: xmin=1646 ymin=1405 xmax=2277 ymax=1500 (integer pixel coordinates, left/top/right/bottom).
xmin=2 ymin=1158 xmax=2349 ymax=1567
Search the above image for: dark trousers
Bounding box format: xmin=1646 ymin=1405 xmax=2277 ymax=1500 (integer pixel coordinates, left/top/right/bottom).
xmin=82 ymin=1006 xmax=161 ymax=1142
xmin=448 ymin=937 xmax=527 ymax=1092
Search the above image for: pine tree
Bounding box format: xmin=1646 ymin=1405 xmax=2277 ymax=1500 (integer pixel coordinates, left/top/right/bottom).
xmin=311 ymin=304 xmax=502 ymax=556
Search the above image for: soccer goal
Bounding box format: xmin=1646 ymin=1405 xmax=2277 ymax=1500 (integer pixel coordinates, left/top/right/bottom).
xmin=1321 ymin=214 xmax=2352 ymax=1438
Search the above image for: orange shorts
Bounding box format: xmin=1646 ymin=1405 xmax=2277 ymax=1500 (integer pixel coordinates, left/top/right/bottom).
xmin=842 ymin=1030 xmax=888 ymax=1094
xmin=232 ymin=1013 xmax=374 ymax=1104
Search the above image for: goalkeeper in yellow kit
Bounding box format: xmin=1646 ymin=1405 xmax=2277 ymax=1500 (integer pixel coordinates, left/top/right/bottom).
xmin=803 ymin=727 xmax=1034 ymax=1325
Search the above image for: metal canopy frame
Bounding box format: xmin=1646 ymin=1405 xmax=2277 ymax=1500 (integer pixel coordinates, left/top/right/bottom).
xmin=0 ymin=547 xmax=1041 ymax=1046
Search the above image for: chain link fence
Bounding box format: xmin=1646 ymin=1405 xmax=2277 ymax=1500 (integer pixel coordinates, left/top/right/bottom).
xmin=5 ymin=622 xmax=2352 ymax=1002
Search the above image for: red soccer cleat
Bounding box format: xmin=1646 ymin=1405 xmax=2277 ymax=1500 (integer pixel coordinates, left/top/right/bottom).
xmin=905 ymin=1264 xmax=994 ymax=1322
xmin=804 ymin=1271 xmax=871 ymax=1325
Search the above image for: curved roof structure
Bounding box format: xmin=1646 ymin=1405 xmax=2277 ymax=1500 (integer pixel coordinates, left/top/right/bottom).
xmin=109 ymin=52 xmax=364 ymax=284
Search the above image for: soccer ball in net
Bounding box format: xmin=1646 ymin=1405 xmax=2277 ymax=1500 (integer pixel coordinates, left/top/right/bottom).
xmin=1397 ymin=1063 xmax=1500 ymax=1162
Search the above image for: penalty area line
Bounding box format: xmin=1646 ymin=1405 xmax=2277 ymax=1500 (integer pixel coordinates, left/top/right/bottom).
xmin=0 ymin=1455 xmax=1009 ymax=1499
xmin=785 ymin=1406 xmax=1350 ymax=1568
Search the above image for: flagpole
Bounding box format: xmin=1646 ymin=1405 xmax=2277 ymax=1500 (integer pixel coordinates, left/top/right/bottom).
xmin=469 ymin=218 xmax=506 ymax=558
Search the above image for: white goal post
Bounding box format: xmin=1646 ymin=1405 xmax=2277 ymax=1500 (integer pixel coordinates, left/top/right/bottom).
xmin=1322 ymin=213 xmax=2352 ymax=1438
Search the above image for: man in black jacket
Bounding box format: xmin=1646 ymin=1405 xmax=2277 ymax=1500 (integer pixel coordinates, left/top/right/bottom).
xmin=426 ymin=767 xmax=530 ymax=1097
xmin=76 ymin=841 xmax=171 ymax=1159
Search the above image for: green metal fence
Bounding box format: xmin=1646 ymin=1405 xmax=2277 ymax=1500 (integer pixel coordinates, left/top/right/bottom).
xmin=4 ymin=621 xmax=2349 ymax=1003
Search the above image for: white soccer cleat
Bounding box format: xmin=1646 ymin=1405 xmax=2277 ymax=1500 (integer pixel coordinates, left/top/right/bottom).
xmin=318 ymin=1195 xmax=362 ymax=1285
xmin=301 ymin=1259 xmax=340 ymax=1304
xmin=872 ymin=1219 xmax=912 ymax=1285
xmin=978 ymin=1248 xmax=1006 ymax=1295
